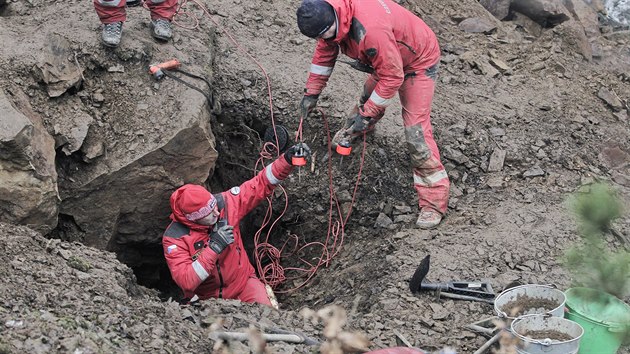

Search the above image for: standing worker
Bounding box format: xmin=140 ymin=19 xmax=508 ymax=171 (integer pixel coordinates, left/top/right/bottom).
xmin=94 ymin=0 xmax=178 ymax=47
xmin=162 ymin=143 xmax=311 ymax=306
xmin=296 ymin=0 xmax=449 ymax=229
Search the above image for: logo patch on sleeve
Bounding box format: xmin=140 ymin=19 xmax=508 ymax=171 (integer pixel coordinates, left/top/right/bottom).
xmin=167 ymin=245 xmax=177 ymax=254
xmin=230 ymin=186 xmax=240 ymax=195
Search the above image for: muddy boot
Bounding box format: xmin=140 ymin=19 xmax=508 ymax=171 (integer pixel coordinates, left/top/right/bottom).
xmin=101 ymin=22 xmax=123 ymax=48
xmin=151 ymin=18 xmax=173 ymax=41
xmin=416 ymin=208 xmax=442 ymax=229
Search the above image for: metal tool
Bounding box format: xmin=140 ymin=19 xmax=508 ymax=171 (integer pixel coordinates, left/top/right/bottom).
xmin=149 ymin=59 xmax=181 ymax=80
xmin=409 ymin=255 xmax=495 ymax=303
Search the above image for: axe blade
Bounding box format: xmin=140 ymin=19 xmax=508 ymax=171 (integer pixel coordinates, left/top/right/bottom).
xmin=409 ymin=254 xmax=430 ymax=293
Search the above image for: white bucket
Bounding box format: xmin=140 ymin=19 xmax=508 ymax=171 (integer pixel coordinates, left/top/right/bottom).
xmin=494 ymin=284 xmax=566 ymax=321
xmin=511 ymin=315 xmax=584 ymax=354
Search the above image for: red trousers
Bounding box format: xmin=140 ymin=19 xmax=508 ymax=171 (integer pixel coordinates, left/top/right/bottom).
xmin=362 ymin=64 xmax=450 ymax=214
xmin=236 ymin=277 xmax=272 ymax=306
xmin=93 ymin=0 xmax=178 ymax=24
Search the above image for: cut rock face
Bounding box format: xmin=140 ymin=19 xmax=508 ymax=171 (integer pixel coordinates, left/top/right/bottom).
xmin=0 ymin=89 xmax=59 ymax=233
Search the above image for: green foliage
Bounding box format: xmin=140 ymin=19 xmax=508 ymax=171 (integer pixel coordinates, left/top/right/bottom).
xmin=564 ymin=183 xmax=630 ymax=299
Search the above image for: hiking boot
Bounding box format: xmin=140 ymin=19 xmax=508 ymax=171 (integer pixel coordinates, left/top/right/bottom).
xmin=151 ymin=18 xmax=173 ymax=41
xmin=102 ymin=22 xmax=123 ymax=47
xmin=416 ymin=208 xmax=443 ymax=229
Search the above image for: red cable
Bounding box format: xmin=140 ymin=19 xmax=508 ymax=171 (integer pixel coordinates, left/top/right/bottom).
xmin=164 ymin=1 xmax=369 ymax=292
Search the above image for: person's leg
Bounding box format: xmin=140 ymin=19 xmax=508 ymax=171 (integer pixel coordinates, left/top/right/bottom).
xmin=237 ymin=277 xmax=272 ymax=306
xmin=94 ymin=0 xmax=127 ymax=23
xmin=146 ymin=0 xmax=178 ymax=40
xmin=399 ymin=64 xmax=449 ymax=228
xmin=94 ymin=0 xmax=127 ymax=47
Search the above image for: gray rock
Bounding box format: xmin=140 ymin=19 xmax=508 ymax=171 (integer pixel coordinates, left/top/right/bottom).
xmin=479 ymin=0 xmax=511 ymax=20
xmin=0 ymin=90 xmax=58 ymax=233
xmin=374 ymin=213 xmax=393 ymax=228
xmin=523 ymin=165 xmax=545 ymax=177
xmin=487 ymin=148 xmax=507 ymax=172
xmin=32 ymin=34 xmax=84 ymax=98
xmin=597 ymin=87 xmax=624 ymax=111
xmin=458 ymin=18 xmax=497 ymax=34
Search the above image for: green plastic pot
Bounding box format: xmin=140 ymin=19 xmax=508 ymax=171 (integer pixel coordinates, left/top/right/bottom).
xmin=564 ymin=287 xmax=630 ymax=354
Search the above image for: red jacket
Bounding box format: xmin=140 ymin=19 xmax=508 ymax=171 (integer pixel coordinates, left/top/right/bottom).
xmin=162 ymin=157 xmax=293 ymax=300
xmin=304 ymin=0 xmax=440 ymax=117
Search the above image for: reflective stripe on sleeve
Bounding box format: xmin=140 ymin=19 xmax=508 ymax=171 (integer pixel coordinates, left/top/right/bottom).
xmin=265 ymin=164 xmax=281 ymax=185
xmin=310 ymin=64 xmax=334 ymax=76
xmin=192 ymin=260 xmax=209 ymax=281
xmin=413 ymin=170 xmax=448 ymax=187
xmin=369 ymin=91 xmax=393 ymax=107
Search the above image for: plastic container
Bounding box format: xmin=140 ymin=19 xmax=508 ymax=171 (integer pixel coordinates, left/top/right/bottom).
xmin=495 ymin=284 xmax=566 ymax=322
xmin=564 ymin=287 xmax=630 ymax=354
xmin=511 ymin=315 xmax=584 ymax=354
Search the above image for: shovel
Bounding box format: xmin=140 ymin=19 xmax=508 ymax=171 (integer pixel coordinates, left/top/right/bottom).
xmin=409 ymin=255 xmax=496 ymax=303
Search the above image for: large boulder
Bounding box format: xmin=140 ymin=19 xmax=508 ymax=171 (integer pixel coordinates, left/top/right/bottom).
xmin=479 ymin=0 xmax=511 ymax=20
xmin=0 ymin=88 xmax=59 ymax=233
xmin=59 ymin=93 xmax=218 ymax=253
xmin=511 ymin=0 xmax=571 ymax=27
xmin=564 ymin=0 xmax=601 ymax=38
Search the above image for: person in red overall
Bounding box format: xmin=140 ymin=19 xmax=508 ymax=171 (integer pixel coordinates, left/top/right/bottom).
xmin=93 ymin=0 xmax=178 ymax=47
xmin=296 ymin=0 xmax=449 ymax=229
xmin=162 ymin=143 xmax=310 ymax=306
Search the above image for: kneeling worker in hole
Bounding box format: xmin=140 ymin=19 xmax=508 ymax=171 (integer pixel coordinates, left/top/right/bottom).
xmin=162 ymin=143 xmax=311 ymax=306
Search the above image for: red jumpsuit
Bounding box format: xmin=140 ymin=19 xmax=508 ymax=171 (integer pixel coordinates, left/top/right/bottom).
xmin=305 ymin=0 xmax=450 ymax=215
xmin=162 ymin=157 xmax=293 ymax=305
xmin=93 ymin=0 xmax=178 ymax=24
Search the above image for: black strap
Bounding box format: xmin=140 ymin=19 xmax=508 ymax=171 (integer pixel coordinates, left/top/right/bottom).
xmin=163 ymin=221 xmax=190 ymax=239
xmin=214 ymin=193 xmax=226 ymax=213
xmin=162 ymin=69 xmax=216 ymax=110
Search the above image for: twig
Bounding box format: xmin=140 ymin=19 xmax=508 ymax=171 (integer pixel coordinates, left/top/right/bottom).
xmin=609 ymin=227 xmax=630 ymax=250
xmin=310 ymin=152 xmax=317 ymax=173
xmin=393 ymin=329 xmax=413 ymax=348
xmin=212 ymin=331 xmax=319 ymax=346
xmin=224 ymin=160 xmax=255 ymax=172
xmin=473 ymin=332 xmax=502 ymax=354
xmin=74 ymin=52 xmax=85 ymax=82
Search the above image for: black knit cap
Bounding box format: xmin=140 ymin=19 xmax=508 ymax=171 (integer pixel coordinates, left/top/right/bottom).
xmin=296 ymin=0 xmax=336 ymax=38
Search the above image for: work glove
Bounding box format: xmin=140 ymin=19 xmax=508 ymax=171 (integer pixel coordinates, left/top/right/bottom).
xmin=299 ymin=94 xmax=319 ymax=119
xmin=208 ymin=224 xmax=234 ymax=255
xmin=347 ymin=111 xmax=373 ymax=134
xmin=284 ymin=142 xmax=312 ymax=165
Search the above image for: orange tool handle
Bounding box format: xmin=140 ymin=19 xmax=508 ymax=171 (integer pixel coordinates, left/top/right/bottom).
xmin=149 ymin=59 xmax=181 ymax=74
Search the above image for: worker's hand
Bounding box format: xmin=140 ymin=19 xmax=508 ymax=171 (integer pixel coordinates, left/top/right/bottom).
xmin=208 ymin=225 xmax=234 ymax=255
xmin=348 ymin=112 xmax=373 ymax=133
xmin=284 ymin=142 xmax=312 ymax=165
xmin=299 ymin=94 xmax=319 ymax=119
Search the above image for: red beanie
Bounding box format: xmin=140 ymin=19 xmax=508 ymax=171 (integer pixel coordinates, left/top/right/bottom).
xmin=176 ymin=184 xmax=217 ymax=221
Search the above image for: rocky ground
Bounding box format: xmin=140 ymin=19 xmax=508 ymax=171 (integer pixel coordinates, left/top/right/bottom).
xmin=1 ymin=0 xmax=629 ymax=353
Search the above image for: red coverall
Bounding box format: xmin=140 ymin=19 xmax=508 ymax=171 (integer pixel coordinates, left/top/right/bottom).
xmin=93 ymin=0 xmax=178 ymax=24
xmin=304 ymin=0 xmax=450 ymax=215
xmin=162 ymin=157 xmax=293 ymax=305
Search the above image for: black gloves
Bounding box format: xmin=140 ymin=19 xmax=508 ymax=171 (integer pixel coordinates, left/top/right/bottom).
xmin=208 ymin=224 xmax=234 ymax=255
xmin=284 ymin=142 xmax=312 ymax=165
xmin=299 ymin=94 xmax=319 ymax=119
xmin=348 ymin=112 xmax=372 ymax=133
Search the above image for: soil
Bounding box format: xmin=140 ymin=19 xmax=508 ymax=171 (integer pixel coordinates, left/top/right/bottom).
xmin=523 ymin=330 xmax=574 ymax=342
xmin=500 ymin=296 xmax=562 ymax=318
xmin=1 ymin=0 xmax=630 ymax=353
